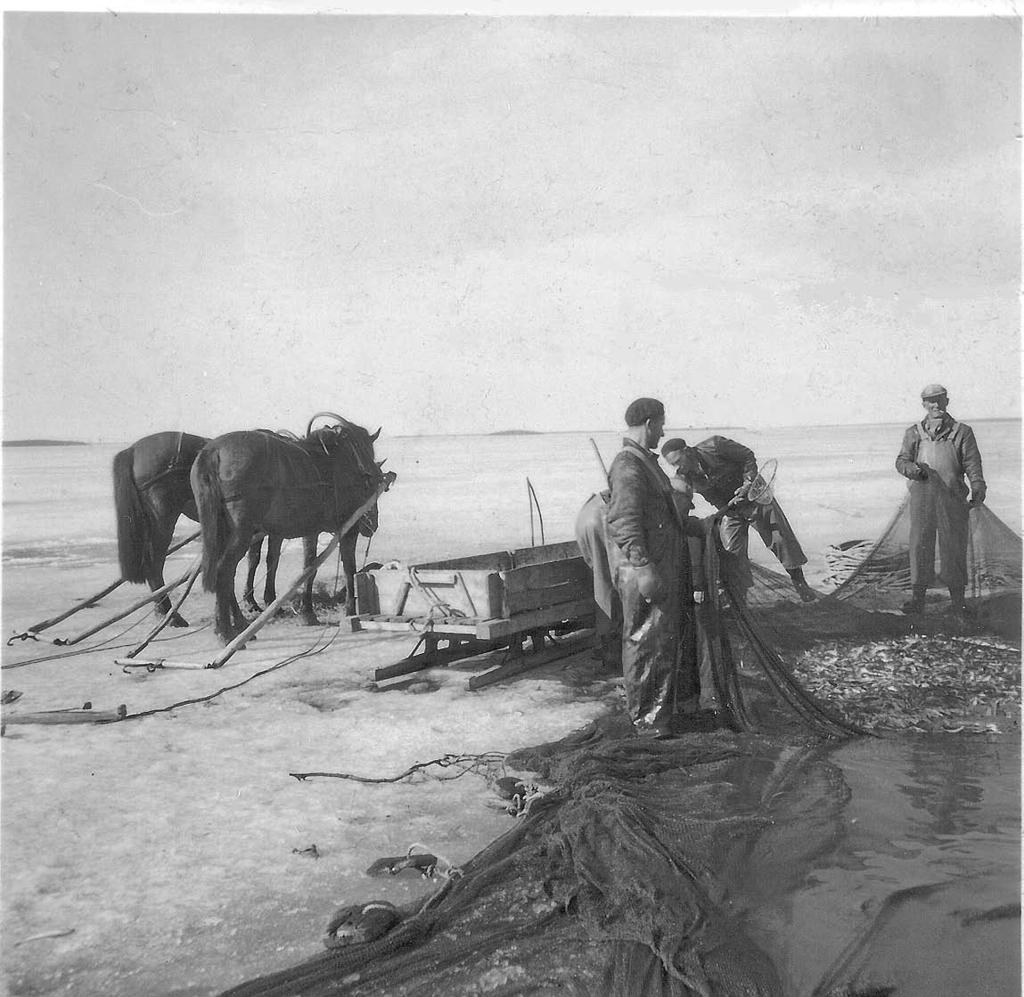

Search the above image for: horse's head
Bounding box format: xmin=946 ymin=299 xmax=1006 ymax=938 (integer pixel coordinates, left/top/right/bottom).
xmin=305 ymin=413 xmax=396 ymax=514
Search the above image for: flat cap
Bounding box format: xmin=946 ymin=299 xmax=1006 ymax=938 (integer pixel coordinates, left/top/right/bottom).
xmin=661 ymin=438 xmax=688 ymax=457
xmin=624 ymin=397 xmax=664 ymax=426
xmin=920 ymin=383 xmax=948 ymax=399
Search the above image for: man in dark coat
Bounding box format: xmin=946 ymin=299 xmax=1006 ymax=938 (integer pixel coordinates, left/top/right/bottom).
xmin=895 ymin=383 xmax=986 ymax=620
xmin=604 ymin=397 xmax=702 ymax=737
xmin=661 ymin=436 xmax=817 ymax=603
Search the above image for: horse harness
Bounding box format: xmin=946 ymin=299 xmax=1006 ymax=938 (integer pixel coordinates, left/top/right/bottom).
xmin=135 ymin=431 xmax=195 ymax=492
xmin=255 ymin=428 xmax=380 ymax=531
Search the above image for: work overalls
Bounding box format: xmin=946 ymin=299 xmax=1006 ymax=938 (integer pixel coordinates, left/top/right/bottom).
xmin=908 ymin=424 xmax=969 ymax=595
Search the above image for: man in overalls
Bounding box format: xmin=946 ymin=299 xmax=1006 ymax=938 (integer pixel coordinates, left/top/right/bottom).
xmin=895 ymin=384 xmax=987 ymax=620
xmin=604 ymin=398 xmax=703 ymax=737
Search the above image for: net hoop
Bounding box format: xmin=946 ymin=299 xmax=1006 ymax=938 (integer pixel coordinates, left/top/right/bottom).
xmin=746 ymin=458 xmax=777 ymax=505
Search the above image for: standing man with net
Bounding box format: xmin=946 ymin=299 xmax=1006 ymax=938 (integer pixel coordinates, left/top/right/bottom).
xmin=896 ymin=384 xmax=986 ymax=622
xmin=604 ymin=397 xmax=702 ymax=737
xmin=660 ymin=436 xmax=817 ymax=603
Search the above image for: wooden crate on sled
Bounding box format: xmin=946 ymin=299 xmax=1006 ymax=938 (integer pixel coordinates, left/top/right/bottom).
xmin=352 ymin=540 xmax=595 ymax=641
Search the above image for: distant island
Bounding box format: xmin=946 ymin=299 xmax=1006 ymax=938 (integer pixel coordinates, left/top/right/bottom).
xmin=3 ymin=439 xmax=88 ymax=447
xmin=489 ymin=429 xmax=544 ymax=436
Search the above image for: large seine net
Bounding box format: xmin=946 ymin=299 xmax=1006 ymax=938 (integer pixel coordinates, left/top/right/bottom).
xmin=219 ymin=498 xmax=1020 ymax=997
xmin=743 ymin=499 xmax=1021 ymax=648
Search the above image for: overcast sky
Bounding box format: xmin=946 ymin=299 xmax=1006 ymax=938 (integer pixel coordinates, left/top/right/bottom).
xmin=3 ymin=9 xmax=1020 ymax=441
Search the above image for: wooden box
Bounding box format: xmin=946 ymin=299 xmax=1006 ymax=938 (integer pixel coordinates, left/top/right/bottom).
xmin=354 ymin=540 xmax=594 ymax=640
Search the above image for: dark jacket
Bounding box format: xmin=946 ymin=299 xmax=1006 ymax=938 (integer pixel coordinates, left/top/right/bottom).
xmin=689 ymin=436 xmax=758 ymax=509
xmin=606 ymin=439 xmax=686 ymax=567
xmin=895 ymin=413 xmax=985 ymax=489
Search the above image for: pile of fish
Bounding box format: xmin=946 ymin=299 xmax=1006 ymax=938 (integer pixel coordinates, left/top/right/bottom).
xmin=790 ymin=635 xmax=1020 ymax=734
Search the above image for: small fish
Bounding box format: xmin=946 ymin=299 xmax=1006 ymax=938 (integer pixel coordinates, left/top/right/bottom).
xmin=292 ymin=844 xmax=320 ymax=859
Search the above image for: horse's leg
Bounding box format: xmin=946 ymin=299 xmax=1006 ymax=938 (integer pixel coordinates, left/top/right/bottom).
xmin=146 ymin=497 xmax=190 ymax=627
xmin=299 ymin=535 xmax=319 ymax=626
xmin=263 ymin=535 xmax=283 ymax=608
xmin=243 ymin=534 xmax=263 ymax=614
xmin=229 ymin=589 xmax=249 ymax=636
xmin=215 ymin=525 xmax=253 ymax=644
xmin=340 ymin=531 xmax=358 ymax=617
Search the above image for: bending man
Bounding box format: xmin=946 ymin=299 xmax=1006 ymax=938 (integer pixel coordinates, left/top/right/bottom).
xmin=895 ymin=383 xmax=986 ymax=621
xmin=661 ymin=435 xmax=817 ymax=603
xmin=604 ymin=397 xmax=701 ymax=737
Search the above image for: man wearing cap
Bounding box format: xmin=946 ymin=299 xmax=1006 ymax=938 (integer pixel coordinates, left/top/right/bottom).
xmin=604 ymin=397 xmax=702 ymax=737
xmin=660 ymin=436 xmax=817 ymax=603
xmin=896 ymin=384 xmax=986 ymax=619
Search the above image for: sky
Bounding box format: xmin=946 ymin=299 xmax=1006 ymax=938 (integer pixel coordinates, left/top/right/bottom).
xmin=3 ymin=6 xmax=1021 ymax=441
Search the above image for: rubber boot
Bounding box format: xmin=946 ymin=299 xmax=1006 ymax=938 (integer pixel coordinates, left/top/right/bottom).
xmin=948 ymin=587 xmax=972 ymax=621
xmin=786 ymin=567 xmax=817 ymax=603
xmin=901 ymin=586 xmax=927 ymax=615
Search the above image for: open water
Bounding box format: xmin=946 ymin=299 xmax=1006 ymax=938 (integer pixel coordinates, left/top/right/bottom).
xmin=2 ymin=420 xmax=1021 ymax=995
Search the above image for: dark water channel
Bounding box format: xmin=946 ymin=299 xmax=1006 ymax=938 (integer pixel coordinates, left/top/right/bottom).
xmin=718 ymin=733 xmax=1020 ymax=996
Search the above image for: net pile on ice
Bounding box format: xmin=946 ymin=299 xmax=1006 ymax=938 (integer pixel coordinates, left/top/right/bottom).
xmin=221 ymin=727 xmax=858 ymax=997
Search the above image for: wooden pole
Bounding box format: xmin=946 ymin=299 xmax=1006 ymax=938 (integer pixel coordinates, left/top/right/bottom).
xmin=9 ymin=530 xmax=202 ymax=642
xmin=54 ymin=566 xmax=197 ymax=646
xmin=2 ymin=704 xmax=127 ymax=726
xmin=206 ymin=483 xmax=391 ymax=670
xmin=527 ymin=478 xmax=535 ymax=546
xmin=121 ymin=560 xmax=203 ymax=660
xmin=589 ymin=438 xmax=609 ymax=486
xmin=527 ymin=478 xmax=545 ymax=545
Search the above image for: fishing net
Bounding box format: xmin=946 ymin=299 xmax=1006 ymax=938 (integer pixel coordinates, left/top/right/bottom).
xmin=221 ymin=726 xmax=854 ymax=997
xmin=218 ymin=494 xmax=1020 ymax=997
xmin=828 ymin=497 xmax=1021 ymax=610
xmin=739 ymin=496 xmax=1022 ymax=648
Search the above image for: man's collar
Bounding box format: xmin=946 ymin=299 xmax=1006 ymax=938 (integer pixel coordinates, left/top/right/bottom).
xmin=621 ymin=437 xmax=656 ymax=457
xmin=920 ymin=412 xmax=953 ymax=435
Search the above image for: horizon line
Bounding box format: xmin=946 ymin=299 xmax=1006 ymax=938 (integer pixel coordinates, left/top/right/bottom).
xmin=6 ymin=414 xmax=1020 ymax=446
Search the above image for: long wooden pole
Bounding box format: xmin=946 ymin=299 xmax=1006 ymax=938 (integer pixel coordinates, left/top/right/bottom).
xmin=206 ymin=483 xmax=392 ymax=670
xmin=527 ymin=478 xmax=545 ymax=545
xmin=589 ymin=438 xmax=609 ymax=486
xmin=121 ymin=560 xmax=203 ymax=660
xmin=9 ymin=530 xmax=202 ymax=642
xmin=54 ymin=566 xmax=196 ymax=646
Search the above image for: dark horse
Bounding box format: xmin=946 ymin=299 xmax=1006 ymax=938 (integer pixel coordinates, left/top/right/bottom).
xmin=113 ymin=431 xmax=210 ymax=627
xmin=191 ymin=414 xmax=392 ymax=643
xmin=112 ymin=427 xmax=377 ymax=628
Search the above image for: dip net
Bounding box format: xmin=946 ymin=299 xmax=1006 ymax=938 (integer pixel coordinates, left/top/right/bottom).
xmin=219 ymin=497 xmax=1020 ymax=997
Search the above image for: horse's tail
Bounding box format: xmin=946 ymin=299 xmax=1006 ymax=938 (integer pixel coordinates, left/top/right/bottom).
xmin=192 ymin=448 xmax=228 ymax=593
xmin=113 ymin=445 xmax=152 ymax=583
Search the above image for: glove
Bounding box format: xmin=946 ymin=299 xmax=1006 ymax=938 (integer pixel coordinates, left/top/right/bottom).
xmin=970 ymin=486 xmax=987 ymax=507
xmin=907 ymin=463 xmax=928 ymax=481
xmin=634 ymin=563 xmax=665 ymax=604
